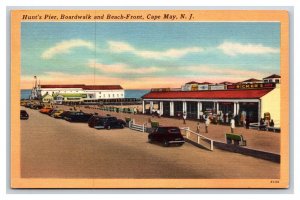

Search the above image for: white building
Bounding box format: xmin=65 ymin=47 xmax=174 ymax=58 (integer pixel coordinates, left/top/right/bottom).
xmin=35 ymin=84 xmax=124 ymax=100
xmin=263 ymin=74 xmax=281 ymax=84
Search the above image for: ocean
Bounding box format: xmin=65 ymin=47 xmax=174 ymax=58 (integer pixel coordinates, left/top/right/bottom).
xmin=20 ymin=89 xmax=150 ymax=100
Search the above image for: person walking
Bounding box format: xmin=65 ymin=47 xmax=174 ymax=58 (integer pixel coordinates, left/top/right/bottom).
xmin=230 ymin=118 xmax=235 ymax=133
xmin=196 ymin=122 xmax=201 ymax=133
xmin=183 ymin=111 xmax=187 ymax=124
xmin=205 ymin=117 xmax=210 ymax=133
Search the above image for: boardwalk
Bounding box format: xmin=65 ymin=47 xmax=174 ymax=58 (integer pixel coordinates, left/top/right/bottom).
xmin=21 ymin=107 xmax=279 ymax=179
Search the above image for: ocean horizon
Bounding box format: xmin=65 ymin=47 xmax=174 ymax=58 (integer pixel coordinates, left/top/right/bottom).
xmin=20 ymin=89 xmax=150 ymax=100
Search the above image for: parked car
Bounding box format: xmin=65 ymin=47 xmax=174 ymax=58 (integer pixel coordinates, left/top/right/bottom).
xmin=32 ymin=104 xmax=44 ymax=110
xmin=88 ymin=115 xmax=102 ymax=128
xmin=93 ymin=116 xmax=126 ymax=130
xmin=20 ymin=110 xmax=29 ymax=120
xmin=51 ymin=110 xmax=65 ymax=118
xmin=58 ymin=111 xmax=74 ymax=119
xmin=64 ymin=111 xmax=93 ymax=123
xmin=40 ymin=107 xmax=52 ymax=114
xmin=148 ymin=126 xmax=185 ymax=147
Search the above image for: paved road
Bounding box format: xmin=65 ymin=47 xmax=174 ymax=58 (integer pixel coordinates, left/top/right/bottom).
xmin=59 ymin=105 xmax=280 ymax=154
xmin=21 ymin=107 xmax=279 ymax=179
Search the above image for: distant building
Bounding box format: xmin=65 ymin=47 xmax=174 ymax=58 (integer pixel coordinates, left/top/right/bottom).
xmin=38 ymin=84 xmax=124 ymax=100
xmin=263 ymin=74 xmax=281 ymax=84
xmin=30 ymin=83 xmax=124 ymax=103
xmin=41 ymin=93 xmax=54 ymax=103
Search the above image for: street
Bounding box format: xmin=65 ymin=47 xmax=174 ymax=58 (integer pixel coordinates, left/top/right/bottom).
xmin=21 ymin=107 xmax=280 ymax=179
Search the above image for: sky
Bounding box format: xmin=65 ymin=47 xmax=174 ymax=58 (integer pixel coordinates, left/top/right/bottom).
xmin=21 ymin=22 xmax=280 ymax=89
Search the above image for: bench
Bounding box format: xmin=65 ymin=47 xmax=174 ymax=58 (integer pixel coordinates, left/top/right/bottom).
xmin=225 ymin=133 xmax=247 ymax=146
xmin=151 ymin=121 xmax=159 ymax=128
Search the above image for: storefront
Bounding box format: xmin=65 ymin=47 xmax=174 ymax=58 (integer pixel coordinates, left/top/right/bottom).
xmin=142 ymin=85 xmax=280 ymax=127
xmin=187 ymin=101 xmax=198 ymax=118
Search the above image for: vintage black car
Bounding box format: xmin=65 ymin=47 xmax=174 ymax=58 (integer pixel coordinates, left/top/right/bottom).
xmin=20 ymin=110 xmax=29 ymax=120
xmin=88 ymin=115 xmax=102 ymax=128
xmin=148 ymin=126 xmax=185 ymax=147
xmin=93 ymin=116 xmax=126 ymax=130
xmin=64 ymin=112 xmax=93 ymax=123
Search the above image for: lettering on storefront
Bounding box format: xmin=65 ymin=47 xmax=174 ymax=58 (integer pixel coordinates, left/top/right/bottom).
xmin=227 ymin=83 xmax=275 ymax=90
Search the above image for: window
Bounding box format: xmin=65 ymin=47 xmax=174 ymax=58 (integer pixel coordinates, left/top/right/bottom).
xmin=275 ymin=79 xmax=280 ymax=83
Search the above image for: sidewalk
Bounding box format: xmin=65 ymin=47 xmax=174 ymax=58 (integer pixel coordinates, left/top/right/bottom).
xmin=58 ymin=105 xmax=280 ymax=154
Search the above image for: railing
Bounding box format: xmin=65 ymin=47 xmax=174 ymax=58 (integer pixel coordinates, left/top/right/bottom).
xmin=129 ymin=119 xmax=146 ymax=133
xmin=180 ymin=127 xmax=214 ymax=151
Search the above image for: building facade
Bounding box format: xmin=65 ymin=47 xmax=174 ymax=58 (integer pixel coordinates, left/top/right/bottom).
xmin=142 ymin=75 xmax=281 ymax=127
xmin=31 ymin=84 xmax=125 ymax=102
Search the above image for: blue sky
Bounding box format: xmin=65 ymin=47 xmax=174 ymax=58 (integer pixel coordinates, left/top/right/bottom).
xmin=21 ymin=22 xmax=280 ymax=89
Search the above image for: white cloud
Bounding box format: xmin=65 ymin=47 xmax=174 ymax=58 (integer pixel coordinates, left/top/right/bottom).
xmin=108 ymin=41 xmax=203 ymax=60
xmin=41 ymin=39 xmax=95 ymax=59
xmin=88 ymin=59 xmax=164 ymax=74
xmin=217 ymin=41 xmax=279 ymax=56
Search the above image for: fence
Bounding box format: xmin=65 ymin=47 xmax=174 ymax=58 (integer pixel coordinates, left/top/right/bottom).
xmin=129 ymin=119 xmax=146 ymax=133
xmin=180 ymin=127 xmax=214 ymax=151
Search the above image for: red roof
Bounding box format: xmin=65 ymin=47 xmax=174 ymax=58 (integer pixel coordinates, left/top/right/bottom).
xmin=199 ymin=82 xmax=212 ymax=84
xmin=142 ymin=89 xmax=273 ymax=100
xmin=40 ymin=84 xmax=123 ymax=90
xmin=185 ymin=81 xmax=200 ymax=84
xmin=83 ymin=85 xmax=123 ymax=90
xmin=242 ymin=78 xmax=261 ymax=82
xmin=41 ymin=84 xmax=85 ymax=88
xmin=219 ymin=81 xmax=233 ymax=85
xmin=263 ymin=74 xmax=281 ymax=79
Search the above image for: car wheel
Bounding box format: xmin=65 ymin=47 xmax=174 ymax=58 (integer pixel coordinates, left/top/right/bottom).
xmin=107 ymin=125 xmax=111 ymax=130
xmin=163 ymin=140 xmax=169 ymax=147
xmin=121 ymin=124 xmax=125 ymax=129
xmin=148 ymin=138 xmax=153 ymax=143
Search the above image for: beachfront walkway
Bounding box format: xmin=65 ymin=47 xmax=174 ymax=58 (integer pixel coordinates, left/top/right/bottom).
xmin=58 ymin=105 xmax=280 ymax=154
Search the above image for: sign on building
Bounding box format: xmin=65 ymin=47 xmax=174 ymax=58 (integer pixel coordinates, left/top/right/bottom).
xmin=210 ymin=85 xmax=225 ymax=90
xmin=227 ymin=83 xmax=275 ymax=90
xmin=198 ymin=85 xmax=209 ymax=90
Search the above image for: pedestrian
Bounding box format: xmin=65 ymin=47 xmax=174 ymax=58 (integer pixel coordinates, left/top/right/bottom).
xmin=230 ymin=118 xmax=235 ymax=133
xmin=196 ymin=122 xmax=201 ymax=133
xmin=157 ymin=109 xmax=161 ymax=118
xmin=183 ymin=111 xmax=187 ymax=124
xmin=269 ymin=119 xmax=274 ymax=127
xmin=205 ymin=117 xmax=210 ymax=133
xmin=245 ymin=118 xmax=250 ymax=129
xmin=177 ymin=112 xmax=181 ymax=120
